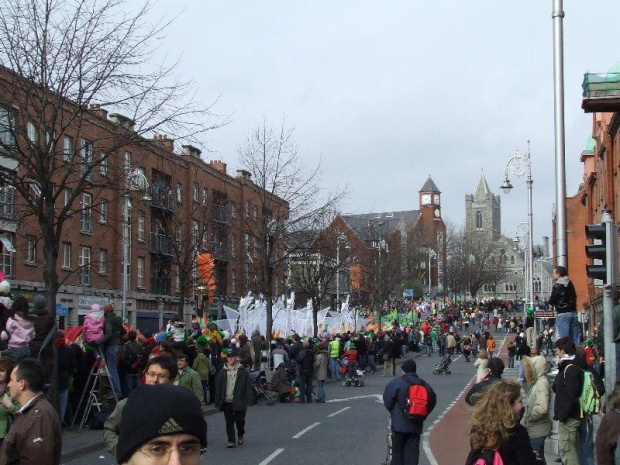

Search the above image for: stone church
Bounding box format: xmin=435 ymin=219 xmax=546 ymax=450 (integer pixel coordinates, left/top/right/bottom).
xmin=465 ymin=175 xmax=553 ymax=301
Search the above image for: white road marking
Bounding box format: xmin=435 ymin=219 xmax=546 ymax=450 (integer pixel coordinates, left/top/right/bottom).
xmin=327 ymin=407 xmax=350 ymax=418
xmin=258 ymin=448 xmax=285 ymax=465
xmin=292 ymin=422 xmax=321 ymax=439
xmin=326 ymin=394 xmax=382 ymax=403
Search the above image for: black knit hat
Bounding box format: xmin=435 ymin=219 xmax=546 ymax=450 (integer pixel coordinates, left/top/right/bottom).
xmin=116 ymin=384 xmax=207 ymax=464
xmin=401 ymin=359 xmax=417 ymax=373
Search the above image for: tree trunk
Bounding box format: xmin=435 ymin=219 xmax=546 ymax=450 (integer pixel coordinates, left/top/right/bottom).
xmin=42 ymin=225 xmax=60 ymax=412
xmin=312 ymin=297 xmax=319 ymax=337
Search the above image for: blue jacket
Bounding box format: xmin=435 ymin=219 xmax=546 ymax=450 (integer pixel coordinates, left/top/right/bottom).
xmin=383 ymin=372 xmax=437 ymax=434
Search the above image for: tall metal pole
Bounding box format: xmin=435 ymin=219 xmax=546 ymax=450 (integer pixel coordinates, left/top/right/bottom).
xmin=336 ymin=238 xmax=340 ymax=311
xmin=553 ymin=0 xmax=568 ymax=268
xmin=428 ymin=248 xmax=433 ymax=295
xmin=602 ymin=211 xmax=617 ymax=394
xmin=121 ymin=195 xmax=129 ymax=322
xmin=527 ymin=170 xmax=535 ymax=337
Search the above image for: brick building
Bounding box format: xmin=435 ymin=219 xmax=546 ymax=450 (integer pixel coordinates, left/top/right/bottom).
xmin=0 ymin=68 xmax=287 ymax=331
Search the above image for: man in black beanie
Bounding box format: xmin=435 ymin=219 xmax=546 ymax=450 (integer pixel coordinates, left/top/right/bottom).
xmin=383 ymin=358 xmax=437 ymax=465
xmin=116 ymin=383 xmax=207 ymax=464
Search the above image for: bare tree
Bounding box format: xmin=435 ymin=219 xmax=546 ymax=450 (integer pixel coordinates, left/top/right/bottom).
xmin=237 ymin=118 xmax=346 ymax=340
xmin=0 ymin=0 xmax=223 ymax=313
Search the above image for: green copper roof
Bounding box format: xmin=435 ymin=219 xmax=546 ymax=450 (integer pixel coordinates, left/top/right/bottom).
xmin=585 ymin=136 xmax=595 ymax=153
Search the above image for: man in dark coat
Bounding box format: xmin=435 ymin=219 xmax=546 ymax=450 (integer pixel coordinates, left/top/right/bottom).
xmin=465 ymin=357 xmax=504 ymax=406
xmin=383 ymin=359 xmax=436 ymax=465
xmin=29 ymin=295 xmax=55 ymax=360
xmin=548 ymin=265 xmax=579 ymax=344
xmin=297 ymin=341 xmax=315 ymax=403
xmin=552 ymin=336 xmax=584 ymax=465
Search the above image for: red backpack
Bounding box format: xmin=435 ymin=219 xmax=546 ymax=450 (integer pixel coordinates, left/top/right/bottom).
xmin=401 ymin=376 xmax=429 ymax=420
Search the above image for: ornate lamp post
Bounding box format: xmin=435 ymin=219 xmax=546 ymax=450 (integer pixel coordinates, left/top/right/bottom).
xmin=502 ymin=145 xmax=535 ymax=336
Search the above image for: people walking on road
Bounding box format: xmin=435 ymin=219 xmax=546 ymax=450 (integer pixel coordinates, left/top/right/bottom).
xmin=297 ymin=341 xmax=314 ymax=403
xmin=0 ymin=358 xmax=61 ymax=464
xmin=595 ymin=381 xmax=620 ymax=465
xmin=314 ymin=342 xmax=328 ymax=402
xmin=329 ymin=336 xmax=341 ymax=380
xmin=382 ymin=334 xmax=395 ymax=376
xmin=486 ymin=334 xmax=495 ymax=358
xmin=473 ymin=349 xmax=489 ymax=383
xmin=465 ymin=380 xmax=539 ymax=465
xmin=176 ymin=353 xmax=204 ymax=403
xmin=552 ymin=336 xmax=584 ymax=465
xmin=104 ymin=355 xmax=178 ymax=454
xmin=461 ymin=333 xmax=472 ymax=362
xmin=522 ymin=352 xmax=552 ymax=463
xmin=214 ymin=350 xmax=253 ymax=448
xmin=508 ymin=341 xmax=517 ymax=368
xmin=383 ymin=359 xmax=437 ymax=465
xmin=115 ymin=383 xmax=207 ymax=465
xmin=548 ymin=266 xmax=580 ymax=345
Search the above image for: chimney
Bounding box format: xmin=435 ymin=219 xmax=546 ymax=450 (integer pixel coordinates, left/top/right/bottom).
xmin=89 ymin=104 xmax=108 ymax=120
xmin=108 ymin=113 xmax=135 ymax=131
xmin=209 ymin=160 xmax=227 ymax=174
xmin=152 ymin=134 xmax=174 ymax=152
xmin=182 ymin=144 xmax=202 ymax=159
xmin=236 ymin=169 xmax=252 ymax=181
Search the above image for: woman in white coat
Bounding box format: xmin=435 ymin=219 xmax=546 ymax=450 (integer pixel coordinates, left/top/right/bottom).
xmin=522 ymin=353 xmax=551 ymax=463
xmin=473 ymin=349 xmax=488 ymax=383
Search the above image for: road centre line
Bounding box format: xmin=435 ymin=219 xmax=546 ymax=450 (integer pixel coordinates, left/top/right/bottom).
xmin=292 ymin=422 xmax=321 ymax=439
xmin=327 ymin=407 xmax=350 ymax=418
xmin=258 ymin=448 xmax=284 ymax=465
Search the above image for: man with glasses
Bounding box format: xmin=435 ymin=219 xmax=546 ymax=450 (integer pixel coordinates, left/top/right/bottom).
xmin=116 ymin=383 xmax=207 ymax=465
xmin=104 ymin=355 xmax=178 ymax=455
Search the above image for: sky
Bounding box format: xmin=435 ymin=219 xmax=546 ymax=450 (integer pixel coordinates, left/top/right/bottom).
xmin=146 ymin=1 xmax=620 ymax=248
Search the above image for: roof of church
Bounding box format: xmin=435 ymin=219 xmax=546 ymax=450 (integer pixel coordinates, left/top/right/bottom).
xmin=419 ymin=176 xmax=440 ymax=193
xmin=474 ymin=174 xmax=493 ymax=199
xmin=341 ymin=211 xmax=419 ymax=237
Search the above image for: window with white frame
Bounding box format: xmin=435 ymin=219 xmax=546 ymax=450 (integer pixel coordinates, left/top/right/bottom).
xmin=245 ymin=200 xmax=250 ymax=217
xmin=253 ymin=206 xmax=258 ymax=222
xmin=137 ymin=257 xmax=145 ymax=288
xmin=28 ymin=178 xmax=41 ymax=199
xmin=231 ymin=270 xmax=236 ymax=294
xmin=244 ymin=263 xmax=250 ymax=286
xmin=27 ymin=121 xmax=38 ymax=143
xmin=244 ymin=233 xmax=250 ymax=256
xmin=124 ymin=151 xmax=132 ymax=172
xmin=26 ymin=236 xmax=36 ymax=264
xmin=100 ymin=199 xmax=108 ymax=223
xmin=64 ymin=188 xmax=72 ymax=210
xmin=62 ymin=242 xmax=71 ymax=269
xmin=193 ymin=183 xmax=199 ymax=202
xmin=81 ymin=139 xmax=93 ymax=181
xmin=177 ymin=183 xmax=182 ymax=203
xmin=79 ymin=246 xmax=91 ymax=285
xmin=80 ymin=193 xmax=92 ymax=233
xmin=100 ymin=153 xmax=108 ymax=177
xmin=252 ymin=236 xmax=257 ymax=258
xmin=192 ymin=220 xmax=199 ymax=247
xmin=99 ymin=249 xmax=107 ymax=274
xmin=231 ymin=234 xmax=236 ymax=259
xmin=0 ymin=233 xmax=14 ymax=277
xmin=231 ymin=202 xmax=237 ymax=218
xmin=63 ymin=136 xmax=73 ymax=162
xmin=202 ymin=188 xmax=208 ymax=206
xmin=138 ymin=211 xmax=145 ymax=242
xmin=0 ymin=107 xmax=15 ymax=146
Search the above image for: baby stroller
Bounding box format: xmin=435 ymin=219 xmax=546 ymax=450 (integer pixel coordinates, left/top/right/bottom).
xmin=339 ymin=357 xmax=364 ymax=387
xmin=250 ymin=369 xmax=276 ymax=405
xmin=433 ymin=354 xmax=452 ymax=375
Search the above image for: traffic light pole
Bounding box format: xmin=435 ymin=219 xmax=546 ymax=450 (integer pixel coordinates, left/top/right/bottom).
xmin=602 ymin=211 xmax=617 ymax=395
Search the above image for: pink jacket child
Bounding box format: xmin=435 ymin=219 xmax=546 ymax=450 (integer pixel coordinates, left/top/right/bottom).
xmin=2 ymin=313 xmax=35 ymax=348
xmin=83 ymin=304 xmax=105 ymax=344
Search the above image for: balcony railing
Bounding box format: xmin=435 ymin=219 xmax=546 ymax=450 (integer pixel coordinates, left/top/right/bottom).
xmin=582 ymin=72 xmax=620 ymax=112
xmin=150 ymin=232 xmax=175 ymax=256
xmin=150 ymin=186 xmax=175 ymax=213
xmin=211 ymin=205 xmax=229 ymax=225
xmin=0 ymin=190 xmax=16 ymax=220
xmin=151 ymin=276 xmax=172 ymax=295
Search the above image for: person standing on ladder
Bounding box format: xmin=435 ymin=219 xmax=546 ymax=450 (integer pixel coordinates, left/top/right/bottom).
xmin=96 ymin=303 xmax=123 ymax=399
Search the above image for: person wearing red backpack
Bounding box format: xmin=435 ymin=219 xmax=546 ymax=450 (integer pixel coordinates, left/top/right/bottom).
xmin=382 ymin=359 xmax=436 ymax=465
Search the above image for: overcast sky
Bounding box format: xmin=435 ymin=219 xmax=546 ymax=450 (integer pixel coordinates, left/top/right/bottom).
xmin=148 ymin=1 xmax=620 ymax=248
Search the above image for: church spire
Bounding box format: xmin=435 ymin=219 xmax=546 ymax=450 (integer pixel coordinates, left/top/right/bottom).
xmin=474 ymin=173 xmax=492 ymax=199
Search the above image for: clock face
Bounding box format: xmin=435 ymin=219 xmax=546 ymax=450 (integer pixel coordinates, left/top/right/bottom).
xmin=421 ymin=194 xmax=431 ymax=205
xmin=434 ymin=208 xmax=441 ymax=218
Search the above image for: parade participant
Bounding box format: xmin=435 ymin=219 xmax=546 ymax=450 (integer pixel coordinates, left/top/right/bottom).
xmin=383 ymin=359 xmax=437 ymax=465
xmin=214 ymin=350 xmax=252 ymax=448
xmin=104 ymin=355 xmax=178 ymax=454
xmin=0 ymin=358 xmax=61 ymax=464
xmin=176 ymin=354 xmax=204 ymax=403
xmin=116 ymin=384 xmax=207 ymax=465
xmin=548 ymin=266 xmax=579 ymax=345
xmin=466 ymin=380 xmax=539 ymax=465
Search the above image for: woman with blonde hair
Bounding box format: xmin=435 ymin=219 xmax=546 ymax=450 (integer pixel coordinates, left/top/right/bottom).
xmin=473 ymin=349 xmax=488 ymax=383
xmin=466 ymin=380 xmax=539 ymax=465
xmin=522 ymin=354 xmax=551 ymax=463
xmin=595 ymin=381 xmax=620 ymax=464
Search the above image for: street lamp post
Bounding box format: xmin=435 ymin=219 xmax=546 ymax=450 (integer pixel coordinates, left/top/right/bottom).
xmin=122 ymin=169 xmax=150 ymax=323
xmin=501 ymin=144 xmax=535 ymax=337
xmin=428 ymin=247 xmax=436 ymax=296
xmin=335 ymin=234 xmax=349 ymax=311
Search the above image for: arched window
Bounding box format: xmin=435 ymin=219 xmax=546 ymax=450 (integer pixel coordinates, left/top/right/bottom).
xmin=510 ymin=255 xmax=515 ymax=264
xmin=476 ymin=211 xmax=482 ymax=229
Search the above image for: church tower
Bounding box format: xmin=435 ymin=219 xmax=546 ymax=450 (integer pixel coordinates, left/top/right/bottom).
xmin=465 ymin=174 xmax=501 ymax=241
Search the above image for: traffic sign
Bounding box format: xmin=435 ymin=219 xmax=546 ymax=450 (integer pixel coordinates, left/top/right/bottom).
xmin=55 ymin=303 xmax=68 ymax=317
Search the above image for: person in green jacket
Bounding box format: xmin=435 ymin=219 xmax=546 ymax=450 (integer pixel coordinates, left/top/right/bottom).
xmin=176 ymin=354 xmax=204 ymax=403
xmin=329 ymin=337 xmax=341 ymax=380
xmin=192 ymin=347 xmax=212 ymax=404
xmin=103 ymin=355 xmax=177 ymax=455
xmin=0 ymin=357 xmax=19 ymax=445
